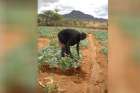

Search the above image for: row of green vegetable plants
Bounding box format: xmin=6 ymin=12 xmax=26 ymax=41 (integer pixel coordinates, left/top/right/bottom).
xmin=92 ymin=31 xmax=108 ymax=56
xmin=38 ymin=42 xmax=83 ymax=71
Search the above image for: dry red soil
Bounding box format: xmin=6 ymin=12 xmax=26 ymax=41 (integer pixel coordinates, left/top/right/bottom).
xmin=38 ymin=37 xmax=49 ymax=49
xmin=38 ymin=34 xmax=107 ymax=93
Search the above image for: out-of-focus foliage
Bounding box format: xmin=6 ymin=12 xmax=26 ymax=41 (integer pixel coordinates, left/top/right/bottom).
xmin=109 ymin=0 xmax=140 ymax=93
xmin=0 ymin=0 xmax=37 ymax=93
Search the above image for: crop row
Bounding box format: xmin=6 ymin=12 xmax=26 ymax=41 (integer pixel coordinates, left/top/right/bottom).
xmin=38 ymin=42 xmax=82 ymax=71
xmin=92 ymin=31 xmax=108 ymax=56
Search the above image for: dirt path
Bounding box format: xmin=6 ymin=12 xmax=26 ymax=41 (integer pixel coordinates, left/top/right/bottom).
xmin=38 ymin=34 xmax=107 ymax=93
xmin=87 ymin=34 xmax=107 ymax=93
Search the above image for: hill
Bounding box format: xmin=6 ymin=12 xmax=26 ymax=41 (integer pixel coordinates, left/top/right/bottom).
xmin=63 ymin=10 xmax=107 ymax=22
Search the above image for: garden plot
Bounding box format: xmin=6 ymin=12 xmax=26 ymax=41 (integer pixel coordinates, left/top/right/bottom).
xmin=38 ymin=26 xmax=108 ymax=93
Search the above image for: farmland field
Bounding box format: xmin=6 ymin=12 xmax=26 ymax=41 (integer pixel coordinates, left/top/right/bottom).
xmin=38 ymin=26 xmax=108 ymax=93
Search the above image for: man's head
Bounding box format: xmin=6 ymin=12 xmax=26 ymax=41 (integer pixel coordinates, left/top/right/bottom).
xmin=80 ymin=32 xmax=87 ymax=40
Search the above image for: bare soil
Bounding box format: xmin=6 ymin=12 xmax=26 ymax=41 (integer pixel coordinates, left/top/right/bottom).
xmin=38 ymin=37 xmax=49 ymax=49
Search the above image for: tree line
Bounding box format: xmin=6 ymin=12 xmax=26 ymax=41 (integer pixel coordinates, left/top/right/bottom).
xmin=38 ymin=10 xmax=108 ymax=29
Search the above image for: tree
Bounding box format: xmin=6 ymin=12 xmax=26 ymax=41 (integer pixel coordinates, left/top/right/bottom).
xmin=38 ymin=14 xmax=46 ymax=25
xmin=38 ymin=10 xmax=63 ymax=26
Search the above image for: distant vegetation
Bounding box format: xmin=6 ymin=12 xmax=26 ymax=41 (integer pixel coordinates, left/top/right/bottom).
xmin=38 ymin=10 xmax=108 ymax=30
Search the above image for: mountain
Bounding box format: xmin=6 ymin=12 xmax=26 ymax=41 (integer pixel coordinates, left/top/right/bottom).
xmin=63 ymin=10 xmax=107 ymax=22
xmin=63 ymin=10 xmax=94 ymax=21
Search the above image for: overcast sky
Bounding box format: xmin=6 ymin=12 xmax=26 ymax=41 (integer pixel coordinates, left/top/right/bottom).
xmin=38 ymin=0 xmax=108 ymax=19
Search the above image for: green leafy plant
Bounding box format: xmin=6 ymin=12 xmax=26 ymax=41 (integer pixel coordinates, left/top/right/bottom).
xmin=58 ymin=55 xmax=81 ymax=71
xmin=92 ymin=31 xmax=108 ymax=41
xmin=44 ymin=83 xmax=58 ymax=93
xmin=38 ymin=42 xmax=82 ymax=71
xmin=92 ymin=31 xmax=108 ymax=57
xmin=80 ymin=39 xmax=88 ymax=48
xmin=101 ymin=46 xmax=108 ymax=56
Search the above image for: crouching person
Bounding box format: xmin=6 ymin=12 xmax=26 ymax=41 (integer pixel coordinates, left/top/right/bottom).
xmin=58 ymin=29 xmax=87 ymax=57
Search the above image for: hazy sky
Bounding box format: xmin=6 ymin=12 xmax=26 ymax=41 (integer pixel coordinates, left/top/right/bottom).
xmin=38 ymin=0 xmax=108 ymax=19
